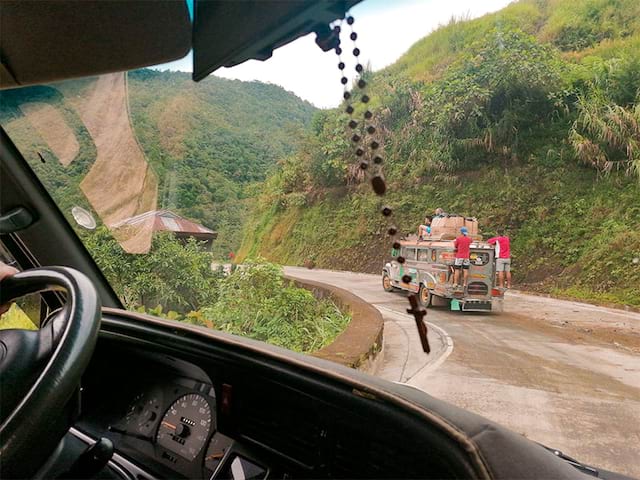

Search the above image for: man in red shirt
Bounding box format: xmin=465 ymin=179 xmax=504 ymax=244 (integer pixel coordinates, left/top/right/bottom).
xmin=453 ymin=227 xmax=472 ymax=288
xmin=488 ymin=229 xmax=511 ymax=288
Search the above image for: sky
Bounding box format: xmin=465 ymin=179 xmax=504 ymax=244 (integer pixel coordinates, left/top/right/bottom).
xmin=155 ymin=0 xmax=514 ymax=109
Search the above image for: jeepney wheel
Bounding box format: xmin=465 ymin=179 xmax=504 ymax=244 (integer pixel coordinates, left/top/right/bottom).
xmin=418 ymin=284 xmax=432 ymax=307
xmin=382 ymin=272 xmax=395 ymax=292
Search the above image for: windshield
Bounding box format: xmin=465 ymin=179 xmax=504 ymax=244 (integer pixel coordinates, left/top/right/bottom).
xmin=1 ymin=1 xmax=639 ymax=477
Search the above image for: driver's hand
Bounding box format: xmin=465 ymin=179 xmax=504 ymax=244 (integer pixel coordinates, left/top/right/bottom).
xmin=0 ymin=261 xmax=19 ymax=315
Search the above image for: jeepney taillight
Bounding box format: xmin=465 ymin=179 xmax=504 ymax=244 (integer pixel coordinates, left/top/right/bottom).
xmin=491 ymin=288 xmax=502 ymax=297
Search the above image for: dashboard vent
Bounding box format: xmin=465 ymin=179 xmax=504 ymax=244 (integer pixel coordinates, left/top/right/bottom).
xmin=236 ymin=383 xmax=323 ymax=467
xmin=329 ymin=422 xmax=427 ymax=478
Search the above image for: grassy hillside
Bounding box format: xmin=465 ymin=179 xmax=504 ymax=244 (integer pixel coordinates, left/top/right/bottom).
xmin=0 ymin=70 xmax=316 ymax=257
xmin=239 ymin=0 xmax=640 ymax=308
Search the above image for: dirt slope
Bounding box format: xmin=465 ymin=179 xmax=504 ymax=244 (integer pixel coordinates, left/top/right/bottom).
xmin=19 ymin=102 xmax=79 ymax=166
xmin=78 ymin=73 xmax=158 ymax=253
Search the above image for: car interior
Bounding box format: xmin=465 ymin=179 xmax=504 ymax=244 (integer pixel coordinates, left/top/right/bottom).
xmin=0 ymin=1 xmax=632 ymax=479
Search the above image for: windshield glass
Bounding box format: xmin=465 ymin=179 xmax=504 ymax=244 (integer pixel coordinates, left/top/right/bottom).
xmin=1 ymin=1 xmax=640 ymax=477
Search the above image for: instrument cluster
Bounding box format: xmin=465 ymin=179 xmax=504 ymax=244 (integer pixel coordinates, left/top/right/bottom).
xmin=81 ymin=375 xmax=266 ymax=480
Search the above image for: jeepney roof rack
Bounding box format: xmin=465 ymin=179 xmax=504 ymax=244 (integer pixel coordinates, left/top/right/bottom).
xmin=403 ymin=233 xmax=485 ymax=242
xmin=438 ymin=213 xmax=477 ymax=221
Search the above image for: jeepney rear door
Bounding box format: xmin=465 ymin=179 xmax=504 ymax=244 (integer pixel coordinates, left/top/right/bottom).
xmin=468 ymin=248 xmax=494 ymax=298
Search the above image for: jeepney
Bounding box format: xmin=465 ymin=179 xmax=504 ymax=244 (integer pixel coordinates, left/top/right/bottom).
xmin=382 ymin=235 xmax=504 ymax=312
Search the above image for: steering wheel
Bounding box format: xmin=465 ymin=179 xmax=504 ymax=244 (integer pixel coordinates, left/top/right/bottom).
xmin=0 ymin=267 xmax=101 ymax=478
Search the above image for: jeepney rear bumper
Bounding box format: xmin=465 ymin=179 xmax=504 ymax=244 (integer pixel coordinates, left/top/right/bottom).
xmin=461 ymin=300 xmax=492 ymax=312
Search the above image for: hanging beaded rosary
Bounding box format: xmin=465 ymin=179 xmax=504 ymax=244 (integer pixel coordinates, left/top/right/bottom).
xmin=318 ymin=14 xmax=431 ymax=354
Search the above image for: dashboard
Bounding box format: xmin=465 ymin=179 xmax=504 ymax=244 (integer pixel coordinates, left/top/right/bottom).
xmin=60 ymin=316 xmax=486 ymax=480
xmin=74 ymin=348 xmax=271 ymax=480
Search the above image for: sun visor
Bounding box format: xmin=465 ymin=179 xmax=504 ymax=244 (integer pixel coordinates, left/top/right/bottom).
xmin=192 ymin=0 xmax=361 ymax=82
xmin=0 ymin=1 xmax=191 ymax=89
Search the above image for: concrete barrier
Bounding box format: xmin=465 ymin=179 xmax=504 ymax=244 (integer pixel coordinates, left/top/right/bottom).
xmin=285 ymin=275 xmax=384 ymax=374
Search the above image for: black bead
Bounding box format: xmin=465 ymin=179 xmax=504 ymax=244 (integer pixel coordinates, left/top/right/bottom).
xmin=371 ymin=141 xmax=379 ymax=149
xmin=345 ymin=105 xmax=354 ymax=114
xmin=364 ymin=110 xmax=373 ymax=119
xmin=356 ymin=148 xmax=364 ymax=156
xmin=341 ymin=77 xmax=348 ymax=85
xmin=367 ymin=126 xmax=376 ymax=134
xmin=351 ymin=134 xmax=361 ymax=142
xmin=402 ymin=274 xmax=412 ymax=283
xmin=388 ymin=226 xmax=398 ymax=236
xmin=357 ymin=79 xmax=366 ymax=89
xmin=348 ymin=120 xmax=358 ymax=129
xmin=338 ymin=62 xmax=345 ymax=70
xmin=359 ymin=161 xmax=368 ymax=170
xmin=381 ymin=206 xmax=392 ymax=216
xmin=350 ymin=32 xmax=357 ymax=41
xmin=353 ymin=48 xmax=360 ymax=56
xmin=397 ymin=256 xmax=406 ymax=264
xmin=343 ymin=91 xmax=351 ymax=100
xmin=371 ymin=175 xmax=386 ymax=195
xmin=356 ymin=63 xmax=364 ymax=73
xmin=373 ymin=155 xmax=383 ymax=164
xmin=361 ymin=94 xmax=370 ymax=103
xmin=347 ymin=16 xmax=354 ymax=25
xmin=334 ymin=25 xmax=341 ymax=34
xmin=336 ymin=47 xmax=342 ymax=55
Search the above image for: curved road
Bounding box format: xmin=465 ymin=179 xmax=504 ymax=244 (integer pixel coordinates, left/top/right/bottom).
xmin=285 ymin=267 xmax=640 ymax=478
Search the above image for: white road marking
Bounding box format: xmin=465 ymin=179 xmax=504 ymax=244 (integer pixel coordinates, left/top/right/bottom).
xmin=376 ymin=305 xmax=454 ymax=379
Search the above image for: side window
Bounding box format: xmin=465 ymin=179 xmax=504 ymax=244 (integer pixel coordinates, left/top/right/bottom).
xmin=405 ymin=248 xmax=416 ymax=260
xmin=431 ymin=249 xmax=438 ymax=261
xmin=417 ymin=248 xmax=429 ymax=262
xmin=0 ymin=243 xmax=42 ymax=330
xmin=470 ymin=251 xmax=490 ymax=266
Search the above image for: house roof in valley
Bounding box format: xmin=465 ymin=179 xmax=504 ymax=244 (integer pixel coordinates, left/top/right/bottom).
xmin=110 ymin=210 xmax=215 ymax=236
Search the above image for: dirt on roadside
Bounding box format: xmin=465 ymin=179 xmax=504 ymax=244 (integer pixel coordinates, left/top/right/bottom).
xmin=498 ymin=293 xmax=640 ymax=354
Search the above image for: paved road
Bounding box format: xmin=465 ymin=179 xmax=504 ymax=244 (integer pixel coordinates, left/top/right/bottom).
xmin=285 ymin=267 xmax=640 ymax=478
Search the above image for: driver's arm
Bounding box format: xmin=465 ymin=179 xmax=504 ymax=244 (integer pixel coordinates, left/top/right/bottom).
xmin=0 ymin=261 xmax=19 ymax=315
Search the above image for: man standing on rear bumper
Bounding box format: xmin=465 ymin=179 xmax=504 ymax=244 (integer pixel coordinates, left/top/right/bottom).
xmin=488 ymin=230 xmax=512 ymax=288
xmin=453 ymin=227 xmax=472 ymax=288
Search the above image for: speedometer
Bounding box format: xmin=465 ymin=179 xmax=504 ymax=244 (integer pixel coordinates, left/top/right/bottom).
xmin=156 ymin=393 xmax=212 ymax=460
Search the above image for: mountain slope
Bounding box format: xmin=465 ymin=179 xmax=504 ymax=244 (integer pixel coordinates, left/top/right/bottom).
xmin=239 ymin=0 xmax=640 ymax=308
xmin=126 ymin=70 xmax=316 ymax=255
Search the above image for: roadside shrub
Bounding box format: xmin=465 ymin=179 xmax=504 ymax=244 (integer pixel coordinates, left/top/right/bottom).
xmin=200 ymin=260 xmax=349 ymax=352
xmin=570 ymin=95 xmax=640 ymax=178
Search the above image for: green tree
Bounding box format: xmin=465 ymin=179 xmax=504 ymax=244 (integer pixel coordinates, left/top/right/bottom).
xmin=83 ymin=228 xmax=220 ymax=311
